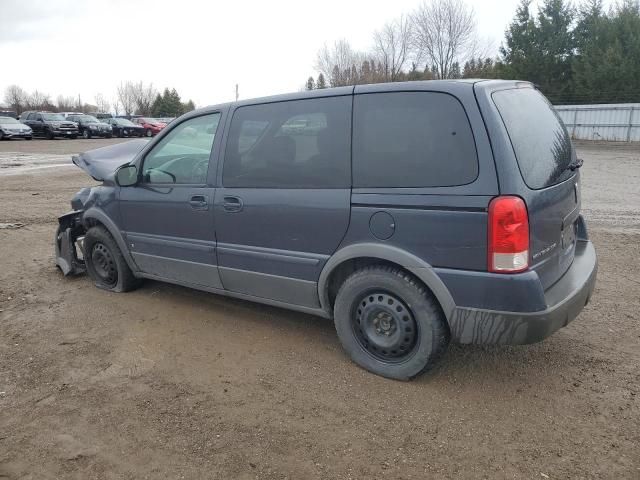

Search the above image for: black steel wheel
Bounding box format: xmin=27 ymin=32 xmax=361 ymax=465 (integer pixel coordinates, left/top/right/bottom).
xmin=83 ymin=225 xmax=141 ymax=292
xmin=334 ymin=265 xmax=449 ymax=380
xmin=352 ymin=292 xmax=418 ymax=362
xmin=90 ymin=242 xmax=118 ymax=287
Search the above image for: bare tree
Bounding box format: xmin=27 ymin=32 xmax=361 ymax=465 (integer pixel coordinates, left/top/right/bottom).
xmin=373 ymin=15 xmax=412 ymax=81
xmin=316 ymin=39 xmax=364 ymax=87
xmin=94 ymin=93 xmax=111 ymax=113
xmin=130 ymin=81 xmax=157 ymax=116
xmin=116 ymin=82 xmax=136 ymax=116
xmin=3 ymin=85 xmax=28 ymax=114
xmin=27 ymin=90 xmax=51 ymax=110
xmin=411 ymin=0 xmax=479 ymax=79
xmin=56 ymin=95 xmax=76 ymax=112
xmin=112 ymin=97 xmax=121 ymax=116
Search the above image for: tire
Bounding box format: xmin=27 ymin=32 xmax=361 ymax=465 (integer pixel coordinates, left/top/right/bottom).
xmin=116 ymin=129 xmax=122 ymax=138
xmin=83 ymin=226 xmax=141 ymax=293
xmin=145 ymin=128 xmax=153 ymax=137
xmin=106 ymin=134 xmax=113 ymax=139
xmin=333 ymin=265 xmax=449 ymax=380
xmin=25 ymin=136 xmax=32 ymax=140
xmin=0 ymin=132 xmax=4 ymax=140
xmin=70 ymin=135 xmax=78 ymax=139
xmin=82 ymin=130 xmax=91 ymax=139
xmin=46 ymin=129 xmax=54 ymax=140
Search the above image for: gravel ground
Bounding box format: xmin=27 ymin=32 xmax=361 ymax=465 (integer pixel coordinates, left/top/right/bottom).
xmin=0 ymin=139 xmax=638 ymax=479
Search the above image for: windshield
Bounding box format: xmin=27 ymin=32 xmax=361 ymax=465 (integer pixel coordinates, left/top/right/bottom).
xmin=0 ymin=117 xmax=19 ymax=124
xmin=493 ymin=88 xmax=574 ymax=189
xmin=117 ymin=119 xmax=136 ymax=126
xmin=78 ymin=115 xmax=99 ymax=123
xmin=42 ymin=113 xmax=65 ymax=121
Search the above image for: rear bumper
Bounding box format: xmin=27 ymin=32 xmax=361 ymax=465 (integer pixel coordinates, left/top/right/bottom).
xmin=448 ymin=240 xmax=597 ymax=344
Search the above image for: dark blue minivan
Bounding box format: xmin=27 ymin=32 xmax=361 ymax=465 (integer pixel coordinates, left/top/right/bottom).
xmin=56 ymin=80 xmax=597 ymax=380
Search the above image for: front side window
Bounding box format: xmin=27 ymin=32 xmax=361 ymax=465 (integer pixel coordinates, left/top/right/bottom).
xmin=223 ymin=96 xmax=351 ymax=188
xmin=352 ymin=92 xmax=478 ymax=188
xmin=142 ymin=113 xmax=221 ymax=185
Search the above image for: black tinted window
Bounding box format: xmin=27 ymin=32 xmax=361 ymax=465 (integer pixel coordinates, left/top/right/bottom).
xmin=353 ymin=92 xmax=478 ymax=188
xmin=493 ymin=88 xmax=574 ymax=189
xmin=223 ymin=97 xmax=351 ymax=188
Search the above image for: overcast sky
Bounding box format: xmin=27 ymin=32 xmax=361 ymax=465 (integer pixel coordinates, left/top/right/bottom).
xmin=0 ymin=0 xmax=569 ymax=109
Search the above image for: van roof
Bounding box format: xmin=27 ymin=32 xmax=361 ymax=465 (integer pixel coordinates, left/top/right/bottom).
xmin=194 ymin=79 xmax=530 ymax=116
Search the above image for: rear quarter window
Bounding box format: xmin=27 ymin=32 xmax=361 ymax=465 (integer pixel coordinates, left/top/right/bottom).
xmin=493 ymin=88 xmax=574 ymax=189
xmin=352 ymin=92 xmax=478 ymax=188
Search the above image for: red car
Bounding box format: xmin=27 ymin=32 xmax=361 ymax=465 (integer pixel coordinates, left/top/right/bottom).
xmin=133 ymin=117 xmax=167 ymax=137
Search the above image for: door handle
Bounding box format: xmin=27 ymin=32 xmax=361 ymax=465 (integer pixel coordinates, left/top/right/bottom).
xmin=223 ymin=196 xmax=243 ymax=212
xmin=189 ymin=195 xmax=209 ymax=210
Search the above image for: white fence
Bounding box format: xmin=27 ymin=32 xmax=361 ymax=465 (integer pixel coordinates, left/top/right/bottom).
xmin=555 ymin=103 xmax=640 ymax=142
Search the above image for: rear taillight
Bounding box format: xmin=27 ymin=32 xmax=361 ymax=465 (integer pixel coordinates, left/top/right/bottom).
xmin=488 ymin=196 xmax=529 ymax=273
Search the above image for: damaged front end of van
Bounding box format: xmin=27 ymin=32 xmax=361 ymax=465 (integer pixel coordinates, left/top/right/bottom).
xmin=54 ymin=139 xmax=148 ymax=276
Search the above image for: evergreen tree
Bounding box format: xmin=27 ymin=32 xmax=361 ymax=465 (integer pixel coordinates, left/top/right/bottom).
xmin=316 ymin=73 xmax=327 ymax=89
xmin=305 ymin=76 xmax=315 ymax=90
xmin=500 ymin=0 xmax=543 ymax=83
xmin=183 ymin=99 xmax=196 ymax=113
xmin=535 ymin=0 xmax=575 ymax=100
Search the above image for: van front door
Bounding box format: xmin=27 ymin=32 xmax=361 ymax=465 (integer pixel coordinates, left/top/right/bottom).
xmin=214 ymin=96 xmax=352 ymax=308
xmin=118 ymin=112 xmax=224 ymax=289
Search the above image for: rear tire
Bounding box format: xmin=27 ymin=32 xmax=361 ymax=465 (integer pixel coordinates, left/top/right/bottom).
xmin=82 ymin=130 xmax=91 ymax=139
xmin=145 ymin=128 xmax=152 ymax=137
xmin=333 ymin=265 xmax=449 ymax=380
xmin=46 ymin=129 xmax=54 ymax=140
xmin=83 ymin=226 xmax=141 ymax=292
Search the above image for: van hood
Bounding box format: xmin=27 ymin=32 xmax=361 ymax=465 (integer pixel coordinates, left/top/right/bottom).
xmin=72 ymin=139 xmax=148 ymax=181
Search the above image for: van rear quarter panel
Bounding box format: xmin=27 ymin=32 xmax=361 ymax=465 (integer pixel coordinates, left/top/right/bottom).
xmin=474 ymin=82 xmax=581 ymax=290
xmin=339 ymin=82 xmax=499 ymax=272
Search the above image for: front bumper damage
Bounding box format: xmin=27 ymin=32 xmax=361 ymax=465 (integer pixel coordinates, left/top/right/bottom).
xmin=55 ymin=211 xmax=87 ymax=276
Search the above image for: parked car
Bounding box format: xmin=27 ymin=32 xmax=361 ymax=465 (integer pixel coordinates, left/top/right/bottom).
xmin=21 ymin=111 xmax=78 ymax=139
xmin=155 ymin=117 xmax=175 ymax=125
xmin=103 ymin=117 xmax=144 ymax=138
xmin=132 ymin=117 xmax=166 ymax=137
xmin=66 ymin=114 xmax=113 ymax=139
xmin=0 ymin=116 xmax=33 ymax=140
xmin=0 ymin=110 xmax=18 ymax=119
xmin=55 ymin=80 xmax=597 ymax=380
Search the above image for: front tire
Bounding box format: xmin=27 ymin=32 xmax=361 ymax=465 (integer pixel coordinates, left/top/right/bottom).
xmin=83 ymin=226 xmax=141 ymax=292
xmin=82 ymin=130 xmax=91 ymax=139
xmin=333 ymin=265 xmax=449 ymax=380
xmin=46 ymin=129 xmax=54 ymax=140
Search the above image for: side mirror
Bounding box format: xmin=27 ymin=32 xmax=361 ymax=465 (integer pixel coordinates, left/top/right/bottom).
xmin=115 ymin=165 xmax=138 ymax=187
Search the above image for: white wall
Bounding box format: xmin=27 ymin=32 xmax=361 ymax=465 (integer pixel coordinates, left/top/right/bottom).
xmin=555 ymin=104 xmax=640 ymax=142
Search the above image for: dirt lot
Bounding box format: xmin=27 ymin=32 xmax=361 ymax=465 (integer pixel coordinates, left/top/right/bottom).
xmin=0 ymin=138 xmax=638 ymax=479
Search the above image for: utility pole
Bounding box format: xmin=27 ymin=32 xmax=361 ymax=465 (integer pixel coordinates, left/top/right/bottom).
xmin=235 ymin=84 xmax=239 ymax=102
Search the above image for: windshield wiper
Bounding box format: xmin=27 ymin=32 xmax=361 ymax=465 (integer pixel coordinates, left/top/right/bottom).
xmin=567 ymin=158 xmax=584 ymax=171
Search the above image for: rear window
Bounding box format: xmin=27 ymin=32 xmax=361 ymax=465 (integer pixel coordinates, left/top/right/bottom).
xmin=352 ymin=92 xmax=478 ymax=188
xmin=493 ymin=88 xmax=574 ymax=189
